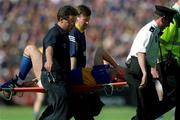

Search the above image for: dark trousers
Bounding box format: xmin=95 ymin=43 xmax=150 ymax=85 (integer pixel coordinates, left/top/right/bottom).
xmin=175 ymin=66 xmax=180 ymax=120
xmin=157 ymin=61 xmax=179 ymax=120
xmin=72 ymin=92 xmax=104 ymax=120
xmin=125 ymin=57 xmax=160 ymax=120
xmin=39 ymin=71 xmax=72 ymax=120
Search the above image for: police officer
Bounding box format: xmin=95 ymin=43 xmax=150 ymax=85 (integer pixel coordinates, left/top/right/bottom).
xmin=40 ymin=6 xmax=78 ymax=120
xmin=125 ymin=5 xmax=177 ymax=120
xmin=159 ymin=1 xmax=180 ymax=119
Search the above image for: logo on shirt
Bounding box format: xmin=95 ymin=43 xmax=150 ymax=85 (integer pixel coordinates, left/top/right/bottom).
xmin=149 ymin=27 xmax=155 ymax=32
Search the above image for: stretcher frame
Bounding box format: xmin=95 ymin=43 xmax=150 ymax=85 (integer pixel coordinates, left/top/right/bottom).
xmin=0 ymin=81 xmax=127 ymax=100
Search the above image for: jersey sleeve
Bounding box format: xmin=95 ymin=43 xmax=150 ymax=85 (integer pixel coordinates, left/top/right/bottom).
xmin=69 ymin=32 xmax=77 ymax=57
xmin=44 ymin=30 xmax=57 ymax=48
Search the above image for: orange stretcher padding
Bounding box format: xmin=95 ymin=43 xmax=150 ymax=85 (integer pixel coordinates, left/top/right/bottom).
xmin=0 ymin=81 xmax=127 ymax=93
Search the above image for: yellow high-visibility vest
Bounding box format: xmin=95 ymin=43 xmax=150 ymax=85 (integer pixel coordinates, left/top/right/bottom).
xmin=159 ymin=13 xmax=180 ymax=65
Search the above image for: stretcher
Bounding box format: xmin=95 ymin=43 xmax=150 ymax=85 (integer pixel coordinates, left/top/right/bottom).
xmin=0 ymin=81 xmax=127 ymax=100
xmin=1 ymin=64 xmax=126 ymax=101
xmin=0 ymin=81 xmax=127 ymax=93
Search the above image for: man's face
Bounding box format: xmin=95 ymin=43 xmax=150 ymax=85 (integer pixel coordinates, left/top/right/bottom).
xmin=64 ymin=15 xmax=77 ymax=32
xmin=160 ymin=16 xmax=171 ymax=30
xmin=77 ymin=14 xmax=90 ymax=30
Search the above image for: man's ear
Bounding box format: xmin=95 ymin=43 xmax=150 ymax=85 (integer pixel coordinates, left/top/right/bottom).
xmin=161 ymin=16 xmax=170 ymax=23
xmin=60 ymin=18 xmax=64 ymax=21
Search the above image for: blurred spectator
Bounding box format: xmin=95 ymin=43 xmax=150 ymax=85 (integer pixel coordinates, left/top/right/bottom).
xmin=0 ymin=0 xmax=173 ymax=107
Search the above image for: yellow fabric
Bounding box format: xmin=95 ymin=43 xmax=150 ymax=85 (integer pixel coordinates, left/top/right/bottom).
xmin=159 ymin=13 xmax=180 ymax=64
xmin=38 ymin=47 xmax=43 ymax=53
xmin=82 ymin=67 xmax=96 ymax=86
xmin=161 ymin=19 xmax=177 ymax=42
xmin=75 ymin=23 xmax=85 ymax=33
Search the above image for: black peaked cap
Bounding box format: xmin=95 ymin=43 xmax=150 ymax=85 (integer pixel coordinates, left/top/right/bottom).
xmin=155 ymin=5 xmax=177 ymax=23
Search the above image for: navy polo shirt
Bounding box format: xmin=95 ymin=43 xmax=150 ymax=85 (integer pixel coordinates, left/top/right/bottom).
xmin=42 ymin=24 xmax=70 ymax=77
xmin=69 ymin=26 xmax=86 ymax=67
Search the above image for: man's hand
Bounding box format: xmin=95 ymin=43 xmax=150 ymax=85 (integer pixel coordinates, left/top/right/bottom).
xmin=44 ymin=60 xmax=53 ymax=72
xmin=151 ymin=67 xmax=159 ymax=79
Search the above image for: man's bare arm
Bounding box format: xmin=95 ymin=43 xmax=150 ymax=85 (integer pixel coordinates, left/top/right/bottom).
xmin=137 ymin=52 xmax=147 ymax=88
xmin=70 ymin=57 xmax=77 ymax=70
xmin=44 ymin=46 xmax=53 ymax=72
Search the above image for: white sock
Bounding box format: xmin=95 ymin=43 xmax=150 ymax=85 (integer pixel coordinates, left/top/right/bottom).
xmin=17 ymin=79 xmax=24 ymax=86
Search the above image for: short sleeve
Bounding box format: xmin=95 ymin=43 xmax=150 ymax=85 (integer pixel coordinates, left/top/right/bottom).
xmin=69 ymin=34 xmax=77 ymax=57
xmin=135 ymin=28 xmax=151 ymax=53
xmin=44 ymin=30 xmax=56 ymax=48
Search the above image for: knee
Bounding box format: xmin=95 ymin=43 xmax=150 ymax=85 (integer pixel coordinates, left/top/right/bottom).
xmin=24 ymin=45 xmax=37 ymax=56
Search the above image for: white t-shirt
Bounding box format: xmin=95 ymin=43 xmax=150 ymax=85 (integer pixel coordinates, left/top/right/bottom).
xmin=126 ymin=20 xmax=161 ymax=67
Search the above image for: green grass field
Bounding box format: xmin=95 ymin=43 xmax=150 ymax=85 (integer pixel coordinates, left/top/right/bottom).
xmin=0 ymin=105 xmax=173 ymax=120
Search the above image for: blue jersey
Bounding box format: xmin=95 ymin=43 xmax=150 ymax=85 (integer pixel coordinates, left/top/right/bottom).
xmin=69 ymin=26 xmax=86 ymax=67
xmin=70 ymin=65 xmax=111 ymax=85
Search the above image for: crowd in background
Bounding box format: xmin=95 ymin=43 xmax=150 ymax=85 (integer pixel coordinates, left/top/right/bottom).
xmin=0 ymin=0 xmax=175 ymax=104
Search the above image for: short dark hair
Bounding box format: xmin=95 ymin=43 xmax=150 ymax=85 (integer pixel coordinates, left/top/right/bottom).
xmin=57 ymin=5 xmax=78 ymax=21
xmin=77 ymin=5 xmax=91 ymax=16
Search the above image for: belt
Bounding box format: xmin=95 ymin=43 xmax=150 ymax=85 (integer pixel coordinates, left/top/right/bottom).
xmin=125 ymin=56 xmax=137 ymax=67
